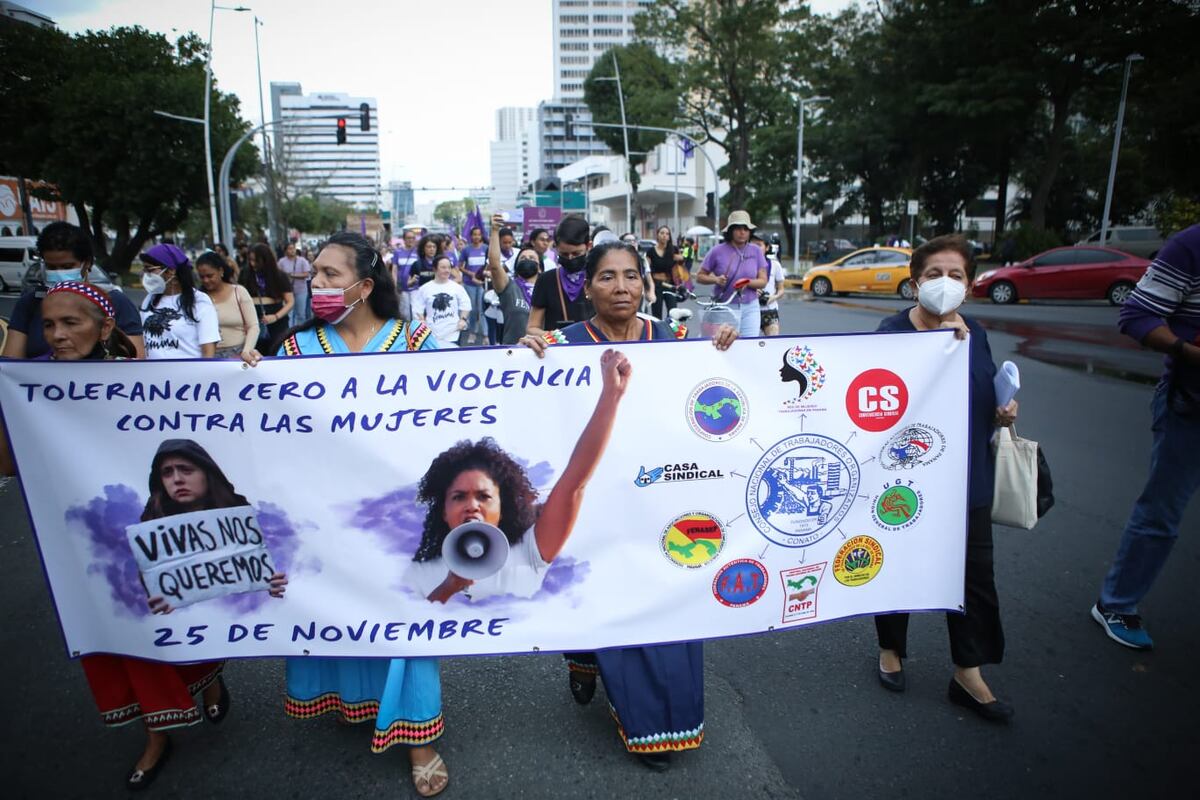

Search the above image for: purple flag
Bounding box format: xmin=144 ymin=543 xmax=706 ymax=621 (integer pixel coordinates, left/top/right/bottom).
xmin=461 ymin=206 xmax=485 ymax=241
xmin=360 ymin=215 xmax=367 ymax=235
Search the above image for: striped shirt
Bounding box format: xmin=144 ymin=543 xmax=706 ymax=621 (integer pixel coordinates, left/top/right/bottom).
xmin=1119 ymin=224 xmax=1200 ymax=388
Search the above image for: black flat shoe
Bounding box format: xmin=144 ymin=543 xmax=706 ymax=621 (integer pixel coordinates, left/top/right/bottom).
xmin=637 ymin=752 xmax=672 ymax=772
xmin=569 ymin=673 xmax=596 ymax=706
xmin=204 ymin=675 xmax=231 ymax=724
xmin=878 ymin=663 xmax=906 ymax=693
xmin=126 ymin=736 xmax=172 ymax=792
xmin=948 ymin=678 xmax=1013 ymax=723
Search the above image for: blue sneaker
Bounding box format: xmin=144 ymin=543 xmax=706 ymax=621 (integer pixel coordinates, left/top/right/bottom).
xmin=1091 ymin=603 xmax=1153 ymax=650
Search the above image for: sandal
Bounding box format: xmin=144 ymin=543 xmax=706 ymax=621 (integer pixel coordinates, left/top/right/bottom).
xmin=126 ymin=736 xmax=173 ymax=792
xmin=569 ymin=673 xmax=596 ymax=705
xmin=411 ymin=752 xmax=449 ymax=798
xmin=204 ymin=675 xmax=231 ymax=724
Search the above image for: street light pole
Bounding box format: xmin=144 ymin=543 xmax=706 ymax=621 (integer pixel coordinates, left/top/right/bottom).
xmin=596 ymin=54 xmax=633 ymax=235
xmin=1100 ymin=54 xmax=1142 ymax=246
xmin=253 ymin=15 xmax=282 ymax=247
xmin=203 ymin=2 xmax=250 ymax=245
xmin=794 ymin=96 xmax=830 ymax=275
xmin=673 ymin=134 xmax=680 ymax=237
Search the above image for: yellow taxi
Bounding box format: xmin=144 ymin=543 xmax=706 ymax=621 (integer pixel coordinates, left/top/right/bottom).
xmin=801 ymin=246 xmax=914 ymax=299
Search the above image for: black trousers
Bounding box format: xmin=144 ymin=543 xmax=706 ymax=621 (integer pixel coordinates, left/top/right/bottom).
xmin=650 ymin=279 xmax=677 ymax=321
xmin=875 ymin=505 xmax=1004 ymax=668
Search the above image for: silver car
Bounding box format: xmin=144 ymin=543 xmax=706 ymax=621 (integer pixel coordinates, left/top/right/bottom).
xmin=1077 ymin=225 xmax=1166 ymax=260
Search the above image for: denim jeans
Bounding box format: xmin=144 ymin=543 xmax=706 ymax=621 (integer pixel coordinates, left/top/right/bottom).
xmin=289 ymin=288 xmax=311 ymax=327
xmin=463 ymin=282 xmax=484 ymax=344
xmin=1100 ymin=384 xmax=1200 ymax=613
xmin=732 ymin=301 xmax=761 ymax=338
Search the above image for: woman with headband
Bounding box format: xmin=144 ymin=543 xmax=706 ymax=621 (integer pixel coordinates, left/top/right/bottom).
xmin=138 ymin=244 xmax=220 ymax=359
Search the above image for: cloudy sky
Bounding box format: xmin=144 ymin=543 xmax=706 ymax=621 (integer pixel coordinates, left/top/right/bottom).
xmin=32 ymin=0 xmax=851 ymax=204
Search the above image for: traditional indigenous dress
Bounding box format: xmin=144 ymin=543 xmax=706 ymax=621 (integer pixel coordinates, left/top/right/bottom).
xmin=547 ymin=316 xmax=704 ymax=755
xmin=280 ymin=318 xmax=445 ymax=753
xmin=82 ymin=657 xmax=222 ymax=731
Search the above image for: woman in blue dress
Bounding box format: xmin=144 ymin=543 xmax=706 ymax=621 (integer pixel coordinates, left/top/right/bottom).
xmin=242 ymin=232 xmax=448 ymax=797
xmin=518 ymin=240 xmax=737 ymax=771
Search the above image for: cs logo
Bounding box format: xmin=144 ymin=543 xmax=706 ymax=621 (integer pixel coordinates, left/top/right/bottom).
xmin=846 ymin=369 xmax=909 ymax=432
xmin=635 ymin=466 xmax=664 ymax=487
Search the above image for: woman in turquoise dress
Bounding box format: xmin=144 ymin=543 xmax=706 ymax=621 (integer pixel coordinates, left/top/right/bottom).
xmin=242 ymin=232 xmax=448 ymax=797
xmin=519 ymin=240 xmax=737 ymax=771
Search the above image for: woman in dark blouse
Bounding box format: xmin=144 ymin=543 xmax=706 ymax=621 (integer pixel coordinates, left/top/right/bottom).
xmin=647 ymin=225 xmax=682 ymax=321
xmin=872 ymin=235 xmax=1020 ymax=723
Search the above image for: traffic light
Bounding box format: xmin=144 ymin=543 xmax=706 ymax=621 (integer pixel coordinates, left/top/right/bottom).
xmin=359 ymin=103 xmax=370 ymax=131
xmin=336 ymin=117 xmax=347 ymax=145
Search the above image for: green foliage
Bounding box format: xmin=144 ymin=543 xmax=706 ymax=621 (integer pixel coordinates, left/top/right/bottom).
xmin=1151 ymin=195 xmax=1200 ymax=239
xmin=0 ymin=25 xmax=256 ymax=272
xmin=583 ymin=43 xmax=679 ymax=190
xmin=997 ymin=224 xmax=1063 ymax=262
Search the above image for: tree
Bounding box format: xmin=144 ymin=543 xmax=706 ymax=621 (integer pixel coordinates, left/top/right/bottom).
xmin=0 ymin=25 xmax=257 ymax=272
xmin=583 ymin=42 xmax=679 ymax=204
xmin=433 ymin=198 xmax=477 ymax=231
xmin=635 ymin=0 xmax=808 ymax=212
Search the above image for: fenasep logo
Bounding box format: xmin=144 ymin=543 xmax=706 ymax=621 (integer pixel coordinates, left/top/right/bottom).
xmin=879 ymin=424 xmax=947 ymax=470
xmin=686 ymin=378 xmax=748 ymax=442
xmin=746 ymin=433 xmax=860 ymax=548
xmin=780 ymin=562 xmax=826 ymax=623
xmin=660 ymin=512 xmax=725 ymax=569
xmin=634 ymin=462 xmax=726 ymax=487
xmin=779 ymin=344 xmax=827 ymax=411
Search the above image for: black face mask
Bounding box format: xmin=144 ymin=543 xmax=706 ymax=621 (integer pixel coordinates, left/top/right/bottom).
xmin=515 ymin=260 xmax=540 ymax=279
xmin=558 ymin=252 xmax=587 ymax=273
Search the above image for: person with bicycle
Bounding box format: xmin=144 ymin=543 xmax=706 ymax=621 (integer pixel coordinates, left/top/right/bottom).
xmin=695 ymin=211 xmax=769 ymax=337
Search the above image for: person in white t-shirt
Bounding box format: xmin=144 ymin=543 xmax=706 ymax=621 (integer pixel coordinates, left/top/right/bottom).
xmin=413 ymin=255 xmax=471 ymax=347
xmin=404 ymin=349 xmax=631 ymax=604
xmin=754 ymin=234 xmax=787 ymax=335
xmin=137 ymin=244 xmax=220 ymax=359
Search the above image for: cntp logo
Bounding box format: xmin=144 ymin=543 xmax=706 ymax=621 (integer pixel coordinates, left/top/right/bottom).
xmin=635 ymin=462 xmax=726 ymax=488
xmin=833 ymin=536 xmax=884 ymax=587
xmin=686 ymin=378 xmax=748 ymax=442
xmin=780 ymin=562 xmax=826 ymax=623
xmin=872 ymin=479 xmax=924 ymax=530
xmin=846 ymin=369 xmax=908 ymax=432
xmin=660 ymin=512 xmax=725 ymax=569
xmin=746 ymin=433 xmax=860 ymax=548
xmin=712 ymin=559 xmax=769 ymax=608
xmin=779 ymin=344 xmax=827 ymax=410
xmin=880 ymin=424 xmax=946 ymax=470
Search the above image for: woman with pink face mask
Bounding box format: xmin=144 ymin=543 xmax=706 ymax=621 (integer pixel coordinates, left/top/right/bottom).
xmin=241 ymin=232 xmax=449 ymax=797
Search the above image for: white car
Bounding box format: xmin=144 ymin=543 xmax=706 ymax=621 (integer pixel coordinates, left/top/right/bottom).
xmin=0 ymin=236 xmax=40 ymax=291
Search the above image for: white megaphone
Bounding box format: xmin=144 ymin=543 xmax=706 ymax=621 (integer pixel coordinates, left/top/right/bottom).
xmin=441 ymin=521 xmax=510 ymax=581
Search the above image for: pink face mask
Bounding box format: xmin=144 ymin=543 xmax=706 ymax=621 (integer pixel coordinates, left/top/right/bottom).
xmin=310 ymin=280 xmax=363 ymax=324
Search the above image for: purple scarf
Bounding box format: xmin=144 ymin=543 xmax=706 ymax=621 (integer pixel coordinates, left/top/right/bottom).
xmin=558 ymin=266 xmax=586 ymax=302
xmin=515 ymin=276 xmax=534 ymax=305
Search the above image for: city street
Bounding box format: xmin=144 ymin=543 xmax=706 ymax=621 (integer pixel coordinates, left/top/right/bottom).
xmin=1 ymin=291 xmax=1194 ymax=799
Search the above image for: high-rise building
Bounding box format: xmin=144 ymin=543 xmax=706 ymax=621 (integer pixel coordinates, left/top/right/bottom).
xmin=388 ymin=180 xmax=414 ymax=222
xmin=552 ymin=0 xmax=650 ymax=101
xmin=270 ymin=83 xmax=380 ymax=210
xmin=537 ymin=101 xmax=611 ymax=188
xmin=489 ymin=107 xmax=538 ymax=210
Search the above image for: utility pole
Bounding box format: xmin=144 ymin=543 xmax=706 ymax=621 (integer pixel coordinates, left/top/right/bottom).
xmin=1100 ymin=54 xmax=1143 ymax=245
xmin=794 ymin=96 xmax=830 ymax=274
xmin=253 ymin=15 xmax=283 ymax=247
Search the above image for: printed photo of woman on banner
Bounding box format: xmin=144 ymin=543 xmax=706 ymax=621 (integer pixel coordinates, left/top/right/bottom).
xmin=404 ymin=347 xmax=630 ymax=604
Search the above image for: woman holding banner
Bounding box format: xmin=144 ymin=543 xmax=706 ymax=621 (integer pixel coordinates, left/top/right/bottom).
xmin=518 ymin=239 xmax=737 ymax=771
xmin=241 ymin=231 xmax=448 ymax=798
xmin=871 ymin=235 xmax=1019 ymax=723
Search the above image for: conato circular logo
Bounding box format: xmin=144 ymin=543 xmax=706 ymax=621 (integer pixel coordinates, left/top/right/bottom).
xmin=745 ymin=433 xmax=860 ymax=548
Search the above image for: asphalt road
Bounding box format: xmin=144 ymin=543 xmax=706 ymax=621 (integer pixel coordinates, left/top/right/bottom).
xmin=0 ymin=291 xmax=1195 ymax=799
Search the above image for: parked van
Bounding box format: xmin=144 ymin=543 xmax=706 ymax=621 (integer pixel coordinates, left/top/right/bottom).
xmin=0 ymin=236 xmax=40 ymax=291
xmin=1076 ymin=225 xmax=1166 ymax=259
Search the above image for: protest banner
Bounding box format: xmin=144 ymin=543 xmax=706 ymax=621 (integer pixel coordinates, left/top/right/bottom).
xmin=0 ymin=330 xmax=968 ymax=662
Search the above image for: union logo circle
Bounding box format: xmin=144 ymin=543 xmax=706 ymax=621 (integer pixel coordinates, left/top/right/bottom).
xmin=661 ymin=512 xmax=725 ymax=569
xmin=745 ymin=433 xmax=861 ymax=548
xmin=833 ymin=535 xmax=884 ymax=586
xmin=686 ymin=378 xmax=748 ymax=441
xmin=712 ymin=559 xmax=769 ymax=607
xmin=873 ymin=483 xmax=923 ymax=529
xmin=846 ymin=369 xmax=909 ymax=432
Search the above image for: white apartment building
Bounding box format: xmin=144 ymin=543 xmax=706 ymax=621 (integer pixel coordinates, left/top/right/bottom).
xmin=489 ymin=107 xmax=538 ymax=210
xmin=552 ymin=0 xmax=651 ymax=101
xmin=270 ymin=83 xmax=381 ymax=210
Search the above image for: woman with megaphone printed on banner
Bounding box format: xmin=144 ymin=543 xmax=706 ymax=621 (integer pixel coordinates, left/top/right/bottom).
xmin=518 ymin=238 xmax=738 ymax=772
xmin=403 ymin=347 xmax=630 ymax=603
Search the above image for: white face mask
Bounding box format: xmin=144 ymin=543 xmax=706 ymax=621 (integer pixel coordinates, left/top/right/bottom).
xmin=917 ymin=276 xmax=966 ymax=316
xmin=141 ymin=272 xmax=167 ymax=295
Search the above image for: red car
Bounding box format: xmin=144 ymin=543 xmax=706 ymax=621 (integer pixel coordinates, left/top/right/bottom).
xmin=972 ymin=246 xmax=1151 ymax=306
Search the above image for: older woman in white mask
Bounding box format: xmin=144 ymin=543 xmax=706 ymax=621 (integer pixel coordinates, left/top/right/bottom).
xmin=870 ymin=235 xmax=1020 ymax=724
